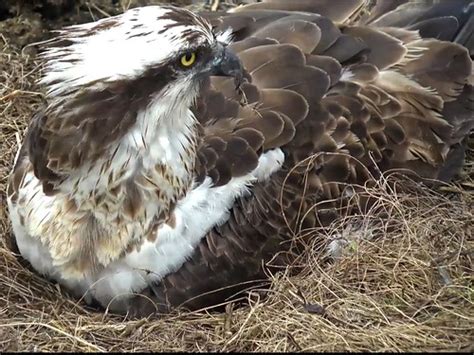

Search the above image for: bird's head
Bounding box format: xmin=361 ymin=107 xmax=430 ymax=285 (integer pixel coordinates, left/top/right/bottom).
xmin=39 ymin=5 xmax=242 ymax=118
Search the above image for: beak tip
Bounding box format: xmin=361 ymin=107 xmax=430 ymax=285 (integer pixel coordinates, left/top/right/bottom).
xmin=234 ymin=70 xmax=244 ymax=89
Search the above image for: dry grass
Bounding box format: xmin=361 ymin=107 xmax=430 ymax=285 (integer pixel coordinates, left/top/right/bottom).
xmin=1 ymin=5 xmax=473 ymax=352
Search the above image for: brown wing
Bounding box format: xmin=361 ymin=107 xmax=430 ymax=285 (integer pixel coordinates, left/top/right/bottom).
xmin=126 ymin=0 xmax=473 ymax=317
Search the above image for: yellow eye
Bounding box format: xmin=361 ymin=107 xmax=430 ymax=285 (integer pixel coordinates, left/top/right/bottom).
xmin=180 ymin=52 xmax=196 ymax=67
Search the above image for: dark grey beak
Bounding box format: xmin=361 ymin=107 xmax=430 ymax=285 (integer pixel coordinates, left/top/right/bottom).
xmin=210 ymin=43 xmax=243 ymax=88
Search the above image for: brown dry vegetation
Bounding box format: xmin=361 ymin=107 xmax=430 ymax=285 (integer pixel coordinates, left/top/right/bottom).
xmin=1 ymin=1 xmax=473 ymax=352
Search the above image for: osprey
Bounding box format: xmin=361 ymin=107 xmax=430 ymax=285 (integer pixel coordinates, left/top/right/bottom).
xmin=6 ymin=0 xmax=474 ymax=317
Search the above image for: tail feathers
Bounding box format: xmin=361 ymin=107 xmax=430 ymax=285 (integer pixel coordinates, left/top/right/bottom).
xmin=442 ymin=83 xmax=474 ymax=144
xmin=365 ymin=0 xmax=473 ymax=180
xmin=454 ymin=10 xmax=474 ymax=56
xmin=368 ymin=0 xmax=474 ymax=55
xmin=437 ymin=138 xmax=468 ymax=182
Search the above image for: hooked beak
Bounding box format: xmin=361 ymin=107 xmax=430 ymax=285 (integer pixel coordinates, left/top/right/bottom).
xmin=209 ymin=43 xmax=244 ymax=88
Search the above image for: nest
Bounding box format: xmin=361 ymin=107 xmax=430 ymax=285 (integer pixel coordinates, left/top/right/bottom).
xmin=1 ymin=2 xmax=473 ymax=352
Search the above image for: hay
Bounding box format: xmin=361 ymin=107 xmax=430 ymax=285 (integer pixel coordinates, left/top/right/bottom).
xmin=1 ymin=4 xmax=473 ymax=352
